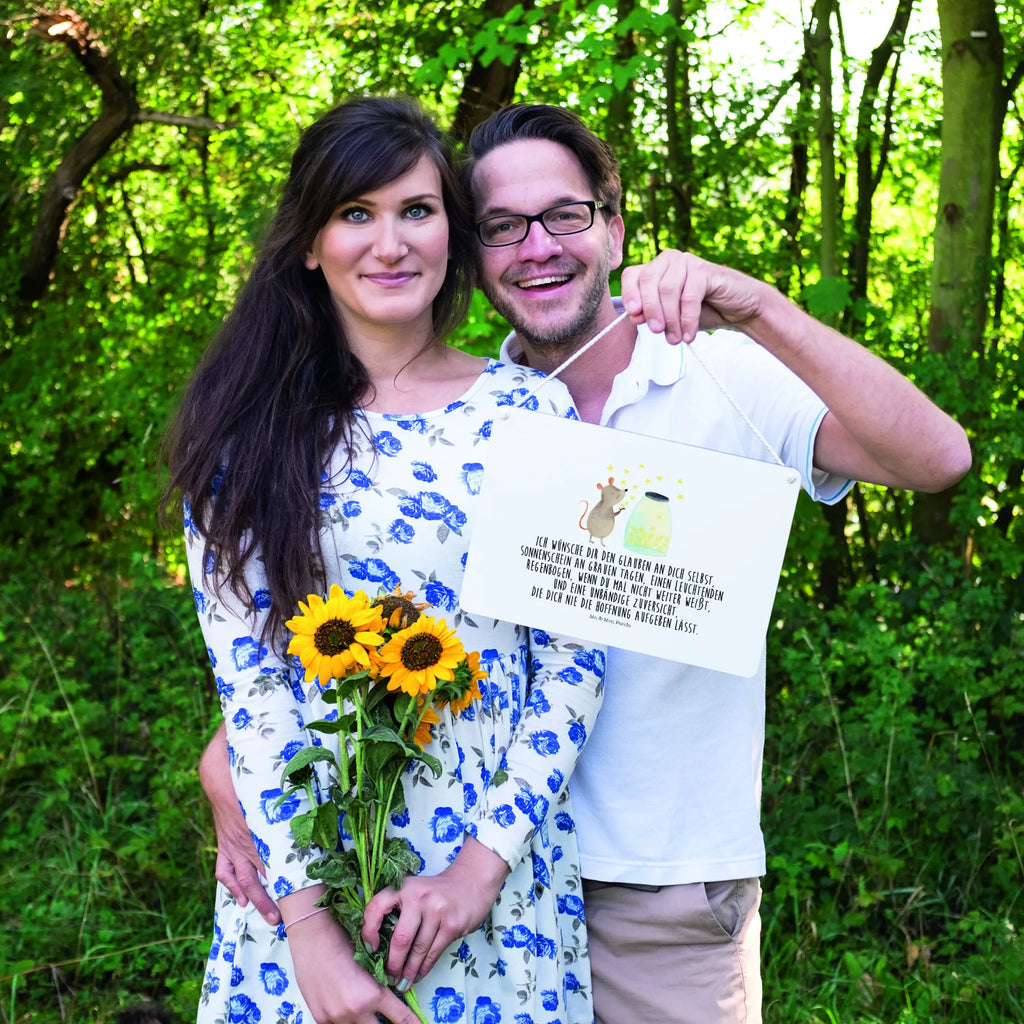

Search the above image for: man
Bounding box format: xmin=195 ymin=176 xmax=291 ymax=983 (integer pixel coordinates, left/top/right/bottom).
xmin=202 ymin=104 xmax=970 ymax=1023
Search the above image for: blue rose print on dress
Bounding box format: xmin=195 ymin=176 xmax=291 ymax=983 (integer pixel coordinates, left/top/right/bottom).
xmin=492 ymin=804 xmax=516 ymax=828
xmin=501 ymin=924 xmax=536 ymax=952
xmin=374 ymin=431 xmax=403 ymax=456
xmin=557 ymin=894 xmax=585 ymax=922
xmin=531 ymin=629 xmax=550 ymax=647
xmin=460 ymin=463 xmax=484 ymax=495
xmin=558 ymin=667 xmax=583 ymax=685
xmin=395 ymin=415 xmax=429 ymax=434
xmin=342 ymin=499 xmax=362 ymax=517
xmin=568 ymin=721 xmax=587 ymax=750
xmin=545 ymin=768 xmax=564 ymax=794
xmin=432 ymin=987 xmax=466 ymax=1023
xmin=476 ymin=419 xmax=492 ymax=441
xmin=349 ymin=468 xmax=374 ymax=489
xmin=542 ymin=989 xmax=559 ymax=1011
xmin=319 ymin=492 xmax=336 ymax=509
xmin=430 ymin=807 xmax=464 ymax=843
xmin=444 ymin=504 xmax=468 ymax=530
xmin=529 ymin=731 xmax=560 ymax=756
xmin=525 ymin=689 xmax=551 ymax=715
xmin=389 ymin=519 xmax=416 ymax=544
xmin=554 ymin=811 xmax=574 ymax=832
xmin=259 ymin=963 xmax=289 ymax=996
xmin=532 ymin=851 xmax=551 ymax=889
xmin=227 ymin=994 xmax=261 ymax=1023
xmin=279 ymin=739 xmax=304 ymax=762
xmin=253 ymin=589 xmax=272 ymax=611
xmin=221 ymin=941 xmax=237 ymax=963
xmin=412 ymin=461 xmax=437 ymax=482
xmin=259 ymin=788 xmax=299 ymax=823
xmin=472 ymin=996 xmax=501 ymax=1024
xmin=534 ymin=934 xmax=557 ymax=959
xmin=515 ymin=788 xmax=549 ymax=826
xmin=208 ymin=923 xmax=223 ymax=961
xmin=231 ymin=965 xmax=244 ymax=986
xmin=249 ymin=831 xmax=270 ymax=866
xmin=231 ymin=636 xmax=266 ymax=671
xmin=194 ymin=587 xmax=207 ymax=613
xmin=272 ymin=876 xmax=293 ymax=897
xmin=232 ymin=708 xmax=251 ymax=730
xmin=424 ymin=578 xmax=458 ymax=611
xmin=347 ymin=556 xmax=400 ymax=591
xmin=573 ymin=648 xmax=605 ymax=674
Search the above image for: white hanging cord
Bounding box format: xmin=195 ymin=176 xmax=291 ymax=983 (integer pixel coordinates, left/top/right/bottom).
xmin=681 ymin=342 xmax=786 ymax=467
xmin=513 ymin=311 xmax=786 ymax=467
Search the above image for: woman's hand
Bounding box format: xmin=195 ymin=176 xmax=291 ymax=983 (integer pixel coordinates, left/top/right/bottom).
xmin=284 ymin=901 xmax=422 ymax=1024
xmin=361 ymin=836 xmax=511 ymax=991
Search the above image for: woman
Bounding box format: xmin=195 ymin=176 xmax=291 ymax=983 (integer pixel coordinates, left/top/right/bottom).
xmin=164 ymin=97 xmax=604 ymax=1024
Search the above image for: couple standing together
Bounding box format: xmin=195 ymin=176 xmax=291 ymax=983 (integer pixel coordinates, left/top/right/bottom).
xmin=166 ymin=98 xmax=970 ymax=1024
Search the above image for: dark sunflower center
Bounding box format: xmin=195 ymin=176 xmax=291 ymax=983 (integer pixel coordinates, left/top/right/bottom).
xmin=400 ymin=634 xmax=444 ymax=671
xmin=314 ymin=618 xmax=357 ymax=656
xmin=377 ymin=595 xmax=421 ymax=629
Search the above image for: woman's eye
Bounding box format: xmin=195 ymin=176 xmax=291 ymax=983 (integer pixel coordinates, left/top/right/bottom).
xmin=406 ymin=204 xmax=433 ymax=220
xmin=340 ymin=207 xmax=370 ymax=223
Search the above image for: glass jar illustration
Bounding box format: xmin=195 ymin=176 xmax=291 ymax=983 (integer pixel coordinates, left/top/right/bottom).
xmin=623 ymin=491 xmax=672 ymax=557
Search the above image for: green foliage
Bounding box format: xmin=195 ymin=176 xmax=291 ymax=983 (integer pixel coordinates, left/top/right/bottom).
xmin=1 ymin=0 xmax=1022 ymax=1020
xmin=0 ymin=555 xmax=215 ymax=1021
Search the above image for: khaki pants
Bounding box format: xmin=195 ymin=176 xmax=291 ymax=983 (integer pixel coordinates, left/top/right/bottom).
xmin=582 ymin=878 xmax=762 ymax=1024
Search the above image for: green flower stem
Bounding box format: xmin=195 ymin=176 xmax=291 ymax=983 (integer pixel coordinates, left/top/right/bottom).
xmin=402 ymin=984 xmax=429 ymax=1024
xmin=350 ymin=685 xmax=374 ymax=905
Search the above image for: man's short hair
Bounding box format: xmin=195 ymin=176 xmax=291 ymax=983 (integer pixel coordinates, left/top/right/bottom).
xmin=464 ymin=104 xmax=622 ymax=216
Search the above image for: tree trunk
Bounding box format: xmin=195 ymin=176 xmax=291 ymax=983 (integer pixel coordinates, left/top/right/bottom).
xmin=664 ymin=0 xmax=693 ymax=248
xmin=847 ymin=0 xmax=913 ymax=308
xmin=913 ymin=0 xmax=1004 ymax=545
xmin=450 ymin=0 xmax=532 ymax=143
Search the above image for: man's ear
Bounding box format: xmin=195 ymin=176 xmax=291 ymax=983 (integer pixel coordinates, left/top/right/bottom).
xmin=607 ymin=212 xmax=625 ymax=271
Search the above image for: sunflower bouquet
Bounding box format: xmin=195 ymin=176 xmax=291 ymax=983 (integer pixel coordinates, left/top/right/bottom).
xmin=278 ymin=583 xmax=485 ymax=1021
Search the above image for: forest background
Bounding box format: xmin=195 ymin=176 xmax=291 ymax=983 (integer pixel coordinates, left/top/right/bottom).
xmin=1 ymin=0 xmax=1022 ymax=1021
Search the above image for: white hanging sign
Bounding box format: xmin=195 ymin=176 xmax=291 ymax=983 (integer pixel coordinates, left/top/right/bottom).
xmin=461 ymin=409 xmax=801 ymax=677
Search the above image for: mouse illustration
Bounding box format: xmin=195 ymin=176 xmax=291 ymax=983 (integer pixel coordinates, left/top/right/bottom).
xmin=578 ymin=477 xmax=627 ymax=546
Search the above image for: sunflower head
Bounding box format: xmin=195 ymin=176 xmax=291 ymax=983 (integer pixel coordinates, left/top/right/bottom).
xmin=435 ymin=649 xmax=486 ymax=715
xmin=376 ymin=616 xmax=465 ymax=697
xmin=373 ymin=586 xmax=428 ymax=631
xmin=410 ymin=702 xmax=442 ymax=749
xmin=285 ymin=584 xmax=386 ymax=686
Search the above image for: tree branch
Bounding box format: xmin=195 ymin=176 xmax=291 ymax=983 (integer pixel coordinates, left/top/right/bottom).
xmin=18 ymin=8 xmax=232 ymax=302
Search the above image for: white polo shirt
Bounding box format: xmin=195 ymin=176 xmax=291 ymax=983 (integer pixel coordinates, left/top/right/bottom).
xmin=500 ymin=313 xmax=851 ymax=885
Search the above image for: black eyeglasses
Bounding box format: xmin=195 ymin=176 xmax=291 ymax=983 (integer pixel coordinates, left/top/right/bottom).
xmin=475 ymin=200 xmax=607 ymax=247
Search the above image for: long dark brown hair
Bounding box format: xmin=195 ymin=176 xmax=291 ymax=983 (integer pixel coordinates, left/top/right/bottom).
xmin=163 ymin=96 xmax=475 ymax=643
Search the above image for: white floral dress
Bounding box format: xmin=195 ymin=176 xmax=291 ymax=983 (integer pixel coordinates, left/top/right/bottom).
xmin=188 ymin=360 xmax=604 ymax=1024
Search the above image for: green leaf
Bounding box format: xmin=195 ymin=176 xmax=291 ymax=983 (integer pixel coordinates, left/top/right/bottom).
xmin=289 ymin=808 xmax=317 ymax=848
xmin=801 ymin=276 xmax=853 ymax=321
xmin=311 ymin=800 xmax=341 ymax=850
xmin=281 ymin=744 xmax=338 ymax=786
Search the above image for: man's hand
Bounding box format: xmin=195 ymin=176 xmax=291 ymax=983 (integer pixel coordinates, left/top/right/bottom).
xmin=620 ymin=249 xmax=763 ymax=344
xmin=361 ymin=836 xmax=510 ymax=991
xmin=199 ymin=723 xmax=281 ymax=926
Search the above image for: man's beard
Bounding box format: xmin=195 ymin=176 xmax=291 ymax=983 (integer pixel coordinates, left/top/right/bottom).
xmin=481 ymin=258 xmax=611 ymax=359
